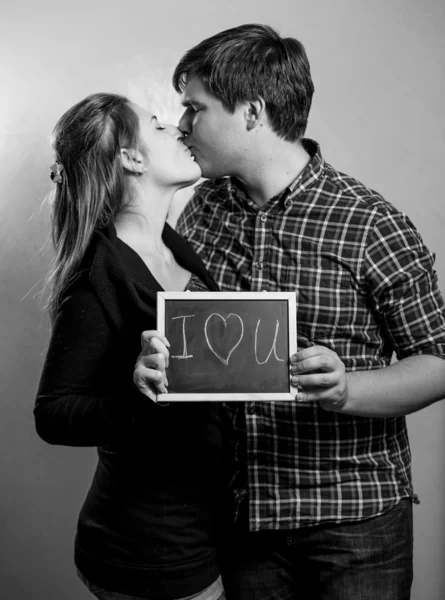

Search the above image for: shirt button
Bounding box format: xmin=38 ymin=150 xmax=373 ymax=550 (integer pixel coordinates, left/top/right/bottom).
xmin=256 ymin=262 xmax=263 ymax=270
xmin=260 ymin=214 xmax=267 ymax=222
xmin=285 ymin=198 xmax=292 ymax=208
xmin=247 ymin=404 xmax=256 ymax=415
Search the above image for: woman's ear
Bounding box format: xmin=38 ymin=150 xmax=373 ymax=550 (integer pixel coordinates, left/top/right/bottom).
xmin=120 ymin=148 xmax=146 ymax=174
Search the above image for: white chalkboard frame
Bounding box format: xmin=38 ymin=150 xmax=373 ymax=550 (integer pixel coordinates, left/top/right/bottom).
xmin=156 ymin=291 xmax=297 ymax=401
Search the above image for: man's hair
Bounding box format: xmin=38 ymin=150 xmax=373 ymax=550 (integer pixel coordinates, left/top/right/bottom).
xmin=173 ymin=23 xmax=314 ymax=142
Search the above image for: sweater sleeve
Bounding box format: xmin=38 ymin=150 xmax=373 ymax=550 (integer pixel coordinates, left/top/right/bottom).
xmin=34 ymin=285 xmax=139 ymax=447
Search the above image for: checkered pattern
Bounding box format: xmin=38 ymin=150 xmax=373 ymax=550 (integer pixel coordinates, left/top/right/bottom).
xmin=177 ymin=139 xmax=445 ymax=531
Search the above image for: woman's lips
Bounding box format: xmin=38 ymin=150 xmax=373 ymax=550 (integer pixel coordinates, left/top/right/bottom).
xmin=183 ymin=144 xmax=196 ymax=161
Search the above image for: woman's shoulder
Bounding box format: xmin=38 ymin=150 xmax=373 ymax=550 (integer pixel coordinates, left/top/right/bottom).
xmin=57 ymin=226 xmax=126 ymax=326
xmin=163 ymin=223 xmax=219 ymax=291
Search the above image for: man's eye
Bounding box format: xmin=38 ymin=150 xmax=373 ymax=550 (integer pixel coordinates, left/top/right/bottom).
xmin=157 ymin=126 xmax=166 ymax=130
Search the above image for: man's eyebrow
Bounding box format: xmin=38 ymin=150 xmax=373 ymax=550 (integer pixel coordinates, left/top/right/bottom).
xmin=181 ymin=99 xmax=204 ymax=109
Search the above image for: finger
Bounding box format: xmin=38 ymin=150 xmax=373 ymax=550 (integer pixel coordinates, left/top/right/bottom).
xmin=141 ymin=352 xmax=166 ymax=372
xmin=296 ymin=387 xmax=344 ymax=404
xmin=291 ymin=345 xmax=334 ymax=363
xmin=141 ymin=338 xmax=170 ymax=368
xmin=148 ymin=339 xmax=170 ymax=368
xmin=135 ymin=363 xmax=165 ymax=386
xmin=140 ymin=330 xmax=170 ymax=349
xmin=134 ymin=366 xmax=168 ymax=397
xmin=291 ymin=372 xmax=338 ymax=389
xmin=142 ymin=336 xmax=167 ymax=355
xmin=141 ymin=329 xmax=170 ymax=346
xmin=291 ymin=354 xmax=337 ymax=374
xmin=149 ymin=355 xmax=169 ymax=388
xmin=139 ymin=354 xmax=169 ymax=390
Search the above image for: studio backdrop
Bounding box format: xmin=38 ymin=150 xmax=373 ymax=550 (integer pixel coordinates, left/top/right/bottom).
xmin=1 ymin=1 xmax=444 ymax=599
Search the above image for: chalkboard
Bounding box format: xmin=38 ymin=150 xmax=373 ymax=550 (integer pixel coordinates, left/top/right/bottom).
xmin=157 ymin=292 xmax=297 ymax=401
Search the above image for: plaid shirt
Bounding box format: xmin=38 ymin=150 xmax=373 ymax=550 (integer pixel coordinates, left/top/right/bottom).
xmin=176 ymin=139 xmax=445 ymax=532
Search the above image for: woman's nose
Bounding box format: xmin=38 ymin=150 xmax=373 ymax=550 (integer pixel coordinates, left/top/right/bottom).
xmin=165 ymin=124 xmax=181 ymax=136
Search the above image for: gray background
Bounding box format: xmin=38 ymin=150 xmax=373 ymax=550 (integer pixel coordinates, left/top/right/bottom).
xmin=1 ymin=0 xmax=444 ymax=598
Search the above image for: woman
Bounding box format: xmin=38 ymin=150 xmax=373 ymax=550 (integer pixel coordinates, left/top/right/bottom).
xmin=34 ymin=93 xmax=226 ymax=600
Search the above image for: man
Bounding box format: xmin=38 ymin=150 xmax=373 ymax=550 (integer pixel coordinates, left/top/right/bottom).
xmin=172 ymin=24 xmax=445 ymax=600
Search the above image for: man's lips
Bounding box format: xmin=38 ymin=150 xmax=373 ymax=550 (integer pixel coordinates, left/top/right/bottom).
xmin=185 ymin=144 xmax=198 ymax=158
xmin=182 ymin=143 xmax=197 ymax=162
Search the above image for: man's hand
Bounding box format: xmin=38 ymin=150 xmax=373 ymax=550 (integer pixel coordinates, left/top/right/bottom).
xmin=290 ymin=345 xmax=348 ymax=411
xmin=133 ymin=330 xmax=170 ymax=402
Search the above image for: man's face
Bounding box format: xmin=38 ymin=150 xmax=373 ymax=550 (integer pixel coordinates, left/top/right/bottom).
xmin=178 ymin=77 xmax=247 ymax=179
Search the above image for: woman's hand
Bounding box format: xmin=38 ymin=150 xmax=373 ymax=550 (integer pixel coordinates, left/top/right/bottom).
xmin=290 ymin=345 xmax=348 ymax=411
xmin=133 ymin=330 xmax=170 ymax=401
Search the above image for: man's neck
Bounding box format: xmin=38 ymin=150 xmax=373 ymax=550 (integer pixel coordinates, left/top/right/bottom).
xmin=236 ymin=140 xmax=311 ymax=208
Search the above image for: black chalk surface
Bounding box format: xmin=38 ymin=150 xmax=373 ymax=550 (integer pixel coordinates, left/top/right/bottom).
xmin=157 ymin=292 xmax=297 ymax=401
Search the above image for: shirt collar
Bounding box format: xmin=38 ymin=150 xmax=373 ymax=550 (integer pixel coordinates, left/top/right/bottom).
xmin=288 ymin=138 xmax=324 ymax=194
xmin=225 ymin=138 xmax=324 ymax=210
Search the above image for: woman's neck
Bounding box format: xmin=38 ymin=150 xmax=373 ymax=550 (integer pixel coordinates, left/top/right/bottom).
xmin=113 ymin=184 xmax=192 ymax=291
xmin=114 ymin=183 xmax=175 ymax=253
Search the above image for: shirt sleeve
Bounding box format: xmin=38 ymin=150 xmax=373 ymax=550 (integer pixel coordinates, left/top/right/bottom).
xmin=364 ymin=209 xmax=445 ymax=360
xmin=34 ymin=286 xmax=138 ymax=447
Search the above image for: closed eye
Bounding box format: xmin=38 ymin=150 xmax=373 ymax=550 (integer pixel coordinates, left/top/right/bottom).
xmin=184 ymin=105 xmax=202 ymax=114
xmin=152 ymin=115 xmax=166 ymax=130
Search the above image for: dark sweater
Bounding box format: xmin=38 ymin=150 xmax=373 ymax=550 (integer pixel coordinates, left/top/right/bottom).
xmin=34 ymin=223 xmax=224 ymax=599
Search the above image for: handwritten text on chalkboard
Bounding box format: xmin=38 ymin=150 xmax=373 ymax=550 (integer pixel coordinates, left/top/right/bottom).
xmin=171 ymin=312 xmax=284 ymax=365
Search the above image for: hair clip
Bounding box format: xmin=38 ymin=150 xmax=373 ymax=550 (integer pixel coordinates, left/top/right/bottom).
xmin=50 ymin=162 xmax=63 ymax=183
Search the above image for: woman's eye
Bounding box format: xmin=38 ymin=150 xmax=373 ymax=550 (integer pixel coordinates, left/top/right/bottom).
xmin=157 ymin=126 xmax=166 ymax=131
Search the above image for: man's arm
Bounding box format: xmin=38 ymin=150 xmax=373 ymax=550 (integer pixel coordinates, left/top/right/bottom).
xmin=291 ymin=347 xmax=445 ymax=417
xmin=291 ymin=209 xmax=445 ymax=417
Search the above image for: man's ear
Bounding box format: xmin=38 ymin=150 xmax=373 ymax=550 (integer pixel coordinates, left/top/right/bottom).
xmin=245 ymin=98 xmax=266 ymax=131
xmin=120 ymin=148 xmax=146 ymax=174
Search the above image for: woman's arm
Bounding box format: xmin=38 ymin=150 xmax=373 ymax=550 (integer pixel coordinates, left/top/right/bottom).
xmin=34 ymin=286 xmax=136 ymax=446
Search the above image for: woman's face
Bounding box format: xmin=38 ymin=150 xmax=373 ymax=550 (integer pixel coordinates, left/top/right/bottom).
xmin=131 ymin=103 xmax=201 ymax=188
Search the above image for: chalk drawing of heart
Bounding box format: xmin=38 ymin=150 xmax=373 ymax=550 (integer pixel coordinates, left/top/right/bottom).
xmin=204 ymin=313 xmax=244 ymax=366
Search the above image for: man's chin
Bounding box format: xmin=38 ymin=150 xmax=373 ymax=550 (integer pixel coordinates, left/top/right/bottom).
xmin=192 ymin=155 xmax=227 ymax=180
xmin=193 ymin=157 xmax=207 ymax=178
xmin=197 ymin=164 xmax=225 ymax=180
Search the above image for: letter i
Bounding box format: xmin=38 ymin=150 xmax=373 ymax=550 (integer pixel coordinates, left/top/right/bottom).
xmin=171 ymin=315 xmax=195 ymax=359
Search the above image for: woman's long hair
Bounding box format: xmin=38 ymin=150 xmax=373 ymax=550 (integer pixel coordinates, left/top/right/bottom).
xmin=44 ymin=93 xmax=140 ymax=321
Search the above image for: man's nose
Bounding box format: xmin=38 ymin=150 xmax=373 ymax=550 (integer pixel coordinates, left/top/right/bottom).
xmin=178 ymin=110 xmax=192 ymax=136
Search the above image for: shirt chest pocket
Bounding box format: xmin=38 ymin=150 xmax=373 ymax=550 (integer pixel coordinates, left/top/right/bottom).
xmin=285 ymin=255 xmax=358 ymax=337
